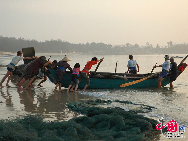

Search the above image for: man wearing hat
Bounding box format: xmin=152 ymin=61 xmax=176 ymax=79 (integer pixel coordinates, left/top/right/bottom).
xmin=54 ymin=55 xmax=72 ymax=91
xmin=153 ymin=55 xmax=170 ymax=88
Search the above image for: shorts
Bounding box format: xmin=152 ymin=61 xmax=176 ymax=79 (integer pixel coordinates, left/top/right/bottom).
xmin=70 ymin=74 xmax=79 ymax=85
xmin=129 ymin=69 xmax=136 ymax=74
xmin=159 ymin=71 xmax=168 ymax=78
xmin=23 ymin=70 xmax=35 ymax=80
xmin=7 ymin=67 xmax=13 ymax=72
xmin=79 ymin=72 xmax=90 ymax=85
xmin=169 ymin=75 xmax=177 ymax=82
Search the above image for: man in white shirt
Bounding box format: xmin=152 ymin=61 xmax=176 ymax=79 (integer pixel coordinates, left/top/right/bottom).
xmin=153 ymin=55 xmax=170 ymax=88
xmin=0 ymin=51 xmax=34 ymax=88
xmin=127 ymin=55 xmax=139 ymax=74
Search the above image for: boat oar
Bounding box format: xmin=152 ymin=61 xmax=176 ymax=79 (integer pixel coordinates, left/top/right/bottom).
xmin=48 ymin=56 xmax=51 ymax=61
xmin=177 ymin=54 xmax=188 ymax=68
xmin=120 ymin=63 xmax=157 ymax=88
xmin=151 ymin=63 xmax=157 ymax=73
xmin=120 ymin=74 xmax=155 ymax=87
xmin=44 ymin=55 xmax=51 ymax=72
xmin=94 ymin=57 xmax=104 ymax=74
xmin=115 ymin=61 xmax=118 ymax=74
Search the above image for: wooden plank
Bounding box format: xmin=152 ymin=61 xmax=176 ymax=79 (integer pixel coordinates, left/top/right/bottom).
xmin=91 ymin=71 xmax=144 ymax=77
xmin=22 ymin=47 xmax=35 ymax=64
xmin=177 ymin=54 xmax=188 ymax=68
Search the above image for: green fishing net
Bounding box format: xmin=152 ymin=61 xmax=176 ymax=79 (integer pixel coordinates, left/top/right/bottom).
xmin=0 ymin=99 xmax=161 ymax=141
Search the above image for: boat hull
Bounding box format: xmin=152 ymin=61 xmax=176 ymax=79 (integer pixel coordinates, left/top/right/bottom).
xmin=46 ymin=69 xmax=170 ymax=89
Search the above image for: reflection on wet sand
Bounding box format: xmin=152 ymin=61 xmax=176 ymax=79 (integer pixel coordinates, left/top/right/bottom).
xmin=0 ymin=75 xmax=93 ymax=121
xmin=1 ymin=88 xmax=13 ymax=107
xmin=17 ymin=89 xmax=35 ymax=112
xmin=9 ymin=74 xmax=91 ymax=121
xmin=11 ymin=75 xmax=78 ymax=118
xmin=40 ymin=91 xmax=80 ymax=121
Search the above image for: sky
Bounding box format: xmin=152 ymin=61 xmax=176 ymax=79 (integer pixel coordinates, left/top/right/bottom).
xmin=0 ymin=0 xmax=188 ymax=47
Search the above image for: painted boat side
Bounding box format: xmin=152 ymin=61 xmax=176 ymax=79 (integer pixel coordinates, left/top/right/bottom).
xmin=46 ymin=69 xmax=170 ymax=89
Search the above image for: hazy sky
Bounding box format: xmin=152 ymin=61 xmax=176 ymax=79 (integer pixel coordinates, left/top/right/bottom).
xmin=1 ymin=0 xmax=188 ymax=46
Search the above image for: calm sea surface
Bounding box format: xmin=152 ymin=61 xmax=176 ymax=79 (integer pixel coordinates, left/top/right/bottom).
xmin=0 ymin=53 xmax=188 ymax=129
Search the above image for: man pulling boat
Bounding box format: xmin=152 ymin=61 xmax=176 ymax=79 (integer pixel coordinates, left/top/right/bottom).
xmin=153 ymin=55 xmax=170 ymax=88
xmin=79 ymin=57 xmax=104 ymax=91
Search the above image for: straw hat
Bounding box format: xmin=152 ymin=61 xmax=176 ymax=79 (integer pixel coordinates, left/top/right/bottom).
xmin=62 ymin=55 xmax=71 ymax=61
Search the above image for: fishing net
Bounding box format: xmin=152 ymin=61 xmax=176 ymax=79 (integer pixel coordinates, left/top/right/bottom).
xmin=0 ymin=99 xmax=161 ymax=141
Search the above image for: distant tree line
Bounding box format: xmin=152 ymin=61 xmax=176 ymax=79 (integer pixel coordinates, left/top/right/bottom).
xmin=0 ymin=36 xmax=187 ymax=55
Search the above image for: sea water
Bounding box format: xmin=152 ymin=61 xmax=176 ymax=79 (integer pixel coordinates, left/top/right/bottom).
xmin=0 ymin=53 xmax=188 ymax=128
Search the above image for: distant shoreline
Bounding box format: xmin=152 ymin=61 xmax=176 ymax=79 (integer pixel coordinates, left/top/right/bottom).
xmin=0 ymin=51 xmax=14 ymax=56
xmin=0 ymin=50 xmax=187 ymax=56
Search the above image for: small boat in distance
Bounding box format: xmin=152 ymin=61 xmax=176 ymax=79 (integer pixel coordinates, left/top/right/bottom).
xmin=174 ymin=56 xmax=183 ymax=58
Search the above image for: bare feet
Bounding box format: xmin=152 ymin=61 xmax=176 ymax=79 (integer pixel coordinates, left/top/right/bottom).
xmin=157 ymin=86 xmax=163 ymax=89
xmin=29 ymin=84 xmax=34 ymax=88
xmin=17 ymin=87 xmax=23 ymax=91
xmin=6 ymin=85 xmax=11 ymax=88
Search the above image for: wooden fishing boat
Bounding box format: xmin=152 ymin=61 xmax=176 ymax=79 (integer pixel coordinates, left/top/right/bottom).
xmin=11 ymin=47 xmax=187 ymax=89
xmin=45 ymin=55 xmax=188 ymax=89
xmin=46 ymin=70 xmax=160 ymax=89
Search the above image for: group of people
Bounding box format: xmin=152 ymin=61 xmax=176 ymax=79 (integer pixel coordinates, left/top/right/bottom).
xmin=0 ymin=51 xmax=37 ymax=88
xmin=0 ymin=51 xmax=103 ymax=92
xmin=153 ymin=55 xmax=178 ymax=88
xmin=126 ymin=54 xmax=178 ymax=88
xmin=0 ymin=51 xmax=56 ymax=90
xmin=0 ymin=51 xmax=178 ymax=90
xmin=54 ymin=55 xmax=103 ymax=92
